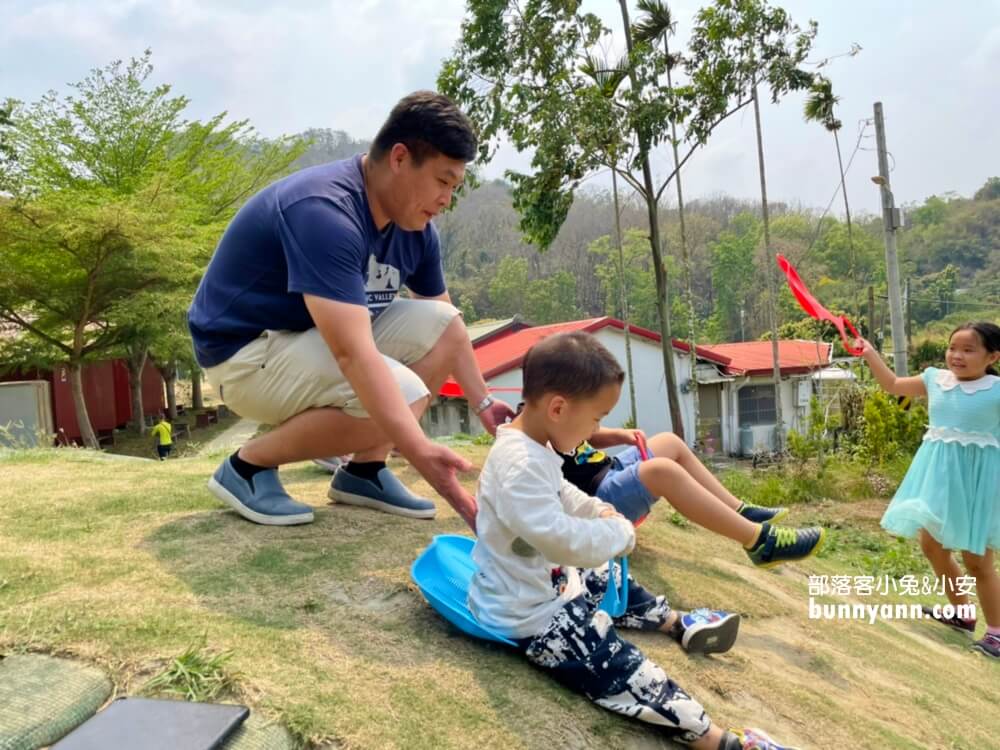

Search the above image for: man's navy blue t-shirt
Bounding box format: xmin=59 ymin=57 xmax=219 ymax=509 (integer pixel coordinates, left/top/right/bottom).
xmin=188 ymin=155 xmax=446 ymax=368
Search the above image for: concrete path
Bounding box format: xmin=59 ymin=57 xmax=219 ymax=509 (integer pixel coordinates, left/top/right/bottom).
xmin=199 ymin=418 xmax=260 ymax=455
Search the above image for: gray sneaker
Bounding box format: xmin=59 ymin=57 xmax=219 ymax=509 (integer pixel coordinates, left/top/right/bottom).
xmin=328 ymin=467 xmax=436 ymax=519
xmin=208 ymin=458 xmax=314 ymax=525
xmin=680 ymin=609 xmax=741 ymax=655
xmin=971 ymin=632 xmax=1000 ymax=659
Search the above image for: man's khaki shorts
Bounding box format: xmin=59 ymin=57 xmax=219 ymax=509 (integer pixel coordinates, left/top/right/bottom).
xmin=204 ymin=298 xmax=461 ymax=426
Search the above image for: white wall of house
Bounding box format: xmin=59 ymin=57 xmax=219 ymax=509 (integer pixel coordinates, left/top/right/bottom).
xmin=423 ymin=329 xmax=695 ymax=442
xmin=422 ymin=327 xmax=824 ymax=454
xmin=591 ymin=328 xmax=693 ymax=439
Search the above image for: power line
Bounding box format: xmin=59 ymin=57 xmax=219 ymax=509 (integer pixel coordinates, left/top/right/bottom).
xmin=878 ymin=294 xmax=1000 ymax=309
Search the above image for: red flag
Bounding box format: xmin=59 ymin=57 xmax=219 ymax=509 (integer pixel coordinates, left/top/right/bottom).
xmin=776 ymin=254 xmax=863 ymax=356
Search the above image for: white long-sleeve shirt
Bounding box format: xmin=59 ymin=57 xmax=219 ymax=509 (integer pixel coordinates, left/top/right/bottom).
xmin=468 ymin=425 xmax=636 ymax=639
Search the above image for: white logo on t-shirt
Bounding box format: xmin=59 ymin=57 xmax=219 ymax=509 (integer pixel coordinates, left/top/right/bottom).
xmin=366 ymin=255 xmax=401 ymax=317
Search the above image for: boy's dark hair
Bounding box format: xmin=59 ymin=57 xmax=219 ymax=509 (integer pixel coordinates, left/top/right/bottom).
xmin=950 ymin=321 xmax=1000 ymax=376
xmin=522 ymin=332 xmax=624 ymax=402
xmin=370 ymin=91 xmax=477 ymax=165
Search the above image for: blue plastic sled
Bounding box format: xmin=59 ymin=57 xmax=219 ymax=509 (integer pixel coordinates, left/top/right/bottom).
xmin=411 ymin=534 xmax=629 ymax=647
xmin=411 ymin=534 xmax=517 ymax=646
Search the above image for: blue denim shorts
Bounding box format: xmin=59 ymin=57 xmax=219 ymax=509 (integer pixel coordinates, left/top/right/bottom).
xmin=594 ymin=445 xmax=656 ymax=523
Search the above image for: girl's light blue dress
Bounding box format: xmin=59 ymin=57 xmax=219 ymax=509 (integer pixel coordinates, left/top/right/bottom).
xmin=881 ymin=367 xmax=1000 ymax=555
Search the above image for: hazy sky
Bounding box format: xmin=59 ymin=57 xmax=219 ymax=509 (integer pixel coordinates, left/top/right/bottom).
xmin=3 ymin=0 xmax=998 ymax=216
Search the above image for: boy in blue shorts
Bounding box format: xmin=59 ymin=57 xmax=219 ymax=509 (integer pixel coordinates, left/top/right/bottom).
xmin=563 ymin=426 xmax=825 ymax=567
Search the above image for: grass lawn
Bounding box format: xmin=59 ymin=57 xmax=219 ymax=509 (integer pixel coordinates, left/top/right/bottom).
xmin=1 ymin=446 xmax=997 ymax=749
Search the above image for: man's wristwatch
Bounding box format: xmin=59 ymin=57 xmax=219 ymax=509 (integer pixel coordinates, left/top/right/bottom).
xmin=473 ymin=395 xmax=495 ymax=415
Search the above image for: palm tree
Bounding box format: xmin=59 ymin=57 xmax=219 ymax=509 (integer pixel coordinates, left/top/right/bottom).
xmin=804 ymin=76 xmax=855 ymax=278
xmin=752 ymin=82 xmax=786 ymax=453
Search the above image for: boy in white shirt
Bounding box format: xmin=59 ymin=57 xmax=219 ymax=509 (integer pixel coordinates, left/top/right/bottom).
xmin=469 ymin=331 xmax=800 ymax=750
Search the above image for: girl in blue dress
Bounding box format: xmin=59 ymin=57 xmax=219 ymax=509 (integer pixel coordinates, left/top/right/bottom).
xmin=857 ymin=322 xmax=1000 ymax=659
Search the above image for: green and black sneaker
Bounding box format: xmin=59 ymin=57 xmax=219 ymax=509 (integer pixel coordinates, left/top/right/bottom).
xmin=737 ymin=501 xmax=788 ymax=524
xmin=746 ymin=522 xmax=825 ymax=568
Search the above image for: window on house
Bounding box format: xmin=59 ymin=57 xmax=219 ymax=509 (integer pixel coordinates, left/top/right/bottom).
xmin=738 ymin=385 xmax=777 ymax=426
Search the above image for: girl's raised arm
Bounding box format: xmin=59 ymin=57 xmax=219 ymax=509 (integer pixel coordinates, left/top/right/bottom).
xmin=857 ymin=338 xmax=928 ymax=398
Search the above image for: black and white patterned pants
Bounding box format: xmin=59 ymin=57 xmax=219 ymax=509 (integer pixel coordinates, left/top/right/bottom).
xmin=519 ymin=566 xmax=712 ymax=745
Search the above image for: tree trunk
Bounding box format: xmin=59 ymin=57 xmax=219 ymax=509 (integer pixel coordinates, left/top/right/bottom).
xmin=833 ymin=128 xmax=854 ymax=261
xmin=161 ymin=359 xmax=178 ymax=420
xmin=192 ymin=369 xmax=204 ymax=410
xmin=833 ymin=128 xmax=858 ymax=320
xmin=620 ymin=0 xmax=685 ymax=441
xmin=127 ymin=345 xmax=147 ymax=433
xmin=752 ymin=83 xmax=784 ymax=452
xmin=612 ymin=168 xmax=638 ymax=427
xmin=68 ymin=361 xmax=99 ymax=449
xmin=665 ymin=32 xmax=700 ymax=447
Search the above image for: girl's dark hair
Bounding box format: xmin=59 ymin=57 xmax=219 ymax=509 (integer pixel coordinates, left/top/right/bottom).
xmin=950 ymin=321 xmax=1000 ymax=376
xmin=522 ymin=331 xmax=624 ymax=402
xmin=370 ymin=91 xmax=477 ymax=165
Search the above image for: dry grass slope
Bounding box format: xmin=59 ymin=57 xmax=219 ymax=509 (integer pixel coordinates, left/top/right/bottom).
xmin=1 ymin=447 xmax=997 ymax=749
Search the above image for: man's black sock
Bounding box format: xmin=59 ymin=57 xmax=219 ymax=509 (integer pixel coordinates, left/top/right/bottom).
xmin=230 ymin=451 xmax=271 ymax=490
xmin=344 ymin=461 xmax=386 ymax=488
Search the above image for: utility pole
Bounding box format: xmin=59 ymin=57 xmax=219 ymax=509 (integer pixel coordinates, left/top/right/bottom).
xmin=867 ymin=286 xmax=876 ymax=344
xmin=905 ymin=277 xmax=912 ymax=352
xmin=872 ymin=102 xmax=908 ymax=376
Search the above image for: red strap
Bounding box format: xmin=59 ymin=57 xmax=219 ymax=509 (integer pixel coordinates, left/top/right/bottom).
xmin=634 ymin=433 xmax=650 ymax=527
xmin=776 ymin=254 xmax=863 ymax=356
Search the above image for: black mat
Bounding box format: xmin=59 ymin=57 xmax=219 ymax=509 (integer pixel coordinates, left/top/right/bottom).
xmin=52 ymin=697 xmax=249 ymax=750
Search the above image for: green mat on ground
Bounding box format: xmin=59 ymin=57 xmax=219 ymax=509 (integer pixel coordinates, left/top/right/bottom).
xmin=0 ymin=654 xmax=112 ymax=750
xmin=0 ymin=654 xmax=294 ymax=750
xmin=221 ymin=715 xmax=295 ymax=750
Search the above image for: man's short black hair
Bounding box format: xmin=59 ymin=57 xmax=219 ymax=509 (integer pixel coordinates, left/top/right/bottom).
xmin=522 ymin=332 xmax=624 ymax=402
xmin=370 ymin=91 xmax=477 ymax=165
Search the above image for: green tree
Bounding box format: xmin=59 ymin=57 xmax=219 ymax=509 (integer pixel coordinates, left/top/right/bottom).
xmin=0 ymin=187 xmax=180 ymax=446
xmin=524 ymin=271 xmax=579 ymax=324
xmin=488 ymin=256 xmax=530 ymax=319
xmin=0 ymin=53 xmax=303 ymax=445
xmin=441 ymin=0 xmax=819 ymax=440
xmin=911 ymin=264 xmax=959 ymax=325
xmin=0 ymin=97 xmax=14 ymax=189
xmin=591 ymin=229 xmax=659 ymax=330
xmin=973 ymin=177 xmax=1000 ymax=202
xmin=707 ymin=213 xmax=759 ymax=341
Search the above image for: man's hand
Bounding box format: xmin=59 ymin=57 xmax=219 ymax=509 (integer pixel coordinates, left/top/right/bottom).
xmin=599 ymin=507 xmax=628 ymax=521
xmin=407 ymin=441 xmax=478 ymax=531
xmin=478 ymin=399 xmax=516 ymax=436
